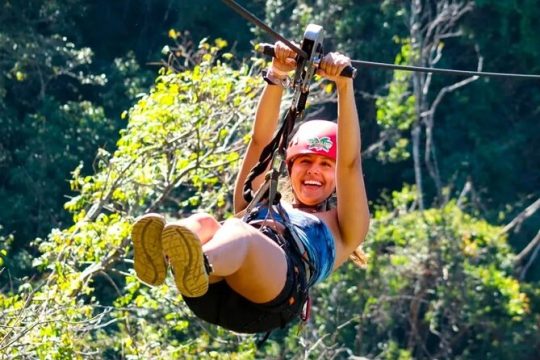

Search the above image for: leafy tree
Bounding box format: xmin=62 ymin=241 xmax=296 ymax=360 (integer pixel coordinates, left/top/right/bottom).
xmin=0 ymin=39 xmax=262 ymax=358
xmin=0 ymin=0 xmax=259 ymax=259
xmin=0 ymin=0 xmax=127 ymax=256
xmin=281 ymin=187 xmax=538 ymax=359
xmin=453 ymin=0 xmax=540 ymax=279
xmin=2 ymin=1 xmax=539 ymax=358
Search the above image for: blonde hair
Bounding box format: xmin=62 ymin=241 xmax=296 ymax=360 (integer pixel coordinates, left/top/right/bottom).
xmin=279 ymin=175 xmax=367 ymax=268
xmin=349 ymin=248 xmax=368 ymax=268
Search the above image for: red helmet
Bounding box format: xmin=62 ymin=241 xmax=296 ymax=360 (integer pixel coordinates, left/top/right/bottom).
xmin=286 ymin=120 xmax=337 ymax=164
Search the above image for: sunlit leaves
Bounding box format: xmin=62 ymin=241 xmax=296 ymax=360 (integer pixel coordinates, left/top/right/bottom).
xmin=0 ymin=34 xmax=261 ymax=358
xmin=362 ymin=189 xmax=530 ymax=356
xmin=301 ymin=186 xmax=534 ymax=358
xmin=168 ymin=29 xmax=179 ymax=40
xmin=375 ymin=41 xmax=416 ymax=163
xmin=0 ymin=227 xmax=13 ymax=268
xmin=1 ymin=37 xmax=262 ymax=357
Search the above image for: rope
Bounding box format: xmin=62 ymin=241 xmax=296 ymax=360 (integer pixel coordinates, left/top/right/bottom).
xmin=221 ymin=0 xmax=540 ymax=81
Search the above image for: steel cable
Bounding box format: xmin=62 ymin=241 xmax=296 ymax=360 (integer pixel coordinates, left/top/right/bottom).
xmin=221 ymin=0 xmax=540 ymax=80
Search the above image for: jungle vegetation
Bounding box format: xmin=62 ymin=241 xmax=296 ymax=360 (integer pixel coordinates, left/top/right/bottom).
xmin=0 ymin=1 xmax=539 ymax=358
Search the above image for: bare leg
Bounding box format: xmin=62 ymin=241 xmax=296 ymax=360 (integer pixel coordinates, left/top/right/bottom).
xmin=170 ymin=215 xmax=288 ymax=304
xmin=174 ymin=213 xmax=220 ymax=245
xmin=203 ymin=218 xmax=288 ymax=303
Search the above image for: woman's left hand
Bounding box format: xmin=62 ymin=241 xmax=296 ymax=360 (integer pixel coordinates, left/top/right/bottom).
xmin=317 ymin=52 xmax=353 ymax=86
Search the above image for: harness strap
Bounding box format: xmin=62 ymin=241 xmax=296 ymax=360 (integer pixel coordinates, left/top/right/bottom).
xmin=301 ymin=295 xmax=312 ymax=322
xmin=256 ymin=331 xmax=272 ymax=347
xmin=242 ymin=108 xmax=298 ymax=204
xmin=243 ymin=203 xmax=315 ymax=287
xmin=243 ymin=178 xmax=271 ymax=216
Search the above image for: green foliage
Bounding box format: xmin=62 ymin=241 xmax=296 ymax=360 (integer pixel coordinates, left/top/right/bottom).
xmin=0 ymin=226 xmax=14 ymax=268
xmin=0 ymin=0 xmax=131 ymax=257
xmin=284 ymin=187 xmax=537 ymax=359
xmin=3 ymin=99 xmax=114 ymax=242
xmin=0 ymin=40 xmax=262 ymax=358
xmin=375 ymin=40 xmax=416 ymax=163
xmin=1 ymin=1 xmax=539 ymax=358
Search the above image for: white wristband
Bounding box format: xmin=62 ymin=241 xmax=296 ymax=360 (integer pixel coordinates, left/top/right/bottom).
xmin=267 ymin=66 xmax=290 ymax=77
xmin=262 ymin=69 xmax=290 ymax=88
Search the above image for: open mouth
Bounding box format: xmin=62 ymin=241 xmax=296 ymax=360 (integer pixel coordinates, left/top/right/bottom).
xmin=303 ymin=180 xmax=322 ymax=188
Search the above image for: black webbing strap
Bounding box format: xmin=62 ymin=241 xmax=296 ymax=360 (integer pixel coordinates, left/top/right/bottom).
xmin=242 ymin=107 xmax=300 ymax=204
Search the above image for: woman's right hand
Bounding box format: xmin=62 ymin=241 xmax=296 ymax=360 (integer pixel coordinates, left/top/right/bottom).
xmin=270 ymin=41 xmax=297 ymax=76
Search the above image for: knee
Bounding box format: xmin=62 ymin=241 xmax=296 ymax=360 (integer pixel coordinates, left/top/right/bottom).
xmin=219 ymin=218 xmax=258 ymax=247
xmin=222 ymin=218 xmax=252 ymax=234
xmin=191 ymin=212 xmax=220 ymax=233
xmin=187 ymin=212 xmax=220 ymax=243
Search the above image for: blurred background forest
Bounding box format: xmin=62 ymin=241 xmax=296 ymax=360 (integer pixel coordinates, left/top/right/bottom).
xmin=0 ymin=0 xmax=539 ymax=358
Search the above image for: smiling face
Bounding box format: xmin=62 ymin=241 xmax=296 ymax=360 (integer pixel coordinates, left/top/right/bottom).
xmin=289 ymin=154 xmax=336 ymax=206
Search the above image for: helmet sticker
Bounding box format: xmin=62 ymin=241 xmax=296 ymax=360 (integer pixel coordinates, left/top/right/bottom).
xmin=307 ymin=136 xmax=333 ymax=152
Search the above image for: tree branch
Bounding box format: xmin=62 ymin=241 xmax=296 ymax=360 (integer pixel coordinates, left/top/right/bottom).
xmin=502 ymin=197 xmax=540 ymax=234
xmin=518 ymin=232 xmax=540 ymax=280
xmin=516 ymin=230 xmax=540 ymax=265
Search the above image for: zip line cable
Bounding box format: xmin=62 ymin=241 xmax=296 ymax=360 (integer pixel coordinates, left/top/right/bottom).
xmin=350 ymin=60 xmax=540 ymax=79
xmin=221 ymin=0 xmax=540 ymax=81
xmin=221 ymin=0 xmax=307 ymax=59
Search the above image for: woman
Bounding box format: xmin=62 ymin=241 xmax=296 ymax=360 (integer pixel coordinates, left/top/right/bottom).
xmin=131 ymin=41 xmax=370 ymax=333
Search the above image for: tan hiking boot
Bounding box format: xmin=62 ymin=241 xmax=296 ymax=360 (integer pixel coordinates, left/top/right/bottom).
xmin=161 ymin=223 xmax=209 ymax=297
xmin=131 ymin=213 xmax=167 ymax=286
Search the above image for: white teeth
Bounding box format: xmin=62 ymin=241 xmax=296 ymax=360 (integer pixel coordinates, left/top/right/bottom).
xmin=304 ymin=180 xmax=322 ymax=186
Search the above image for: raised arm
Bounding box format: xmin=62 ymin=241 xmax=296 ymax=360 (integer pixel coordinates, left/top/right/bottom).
xmin=319 ymin=54 xmax=370 ymax=259
xmin=233 ymin=42 xmax=296 ymax=213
